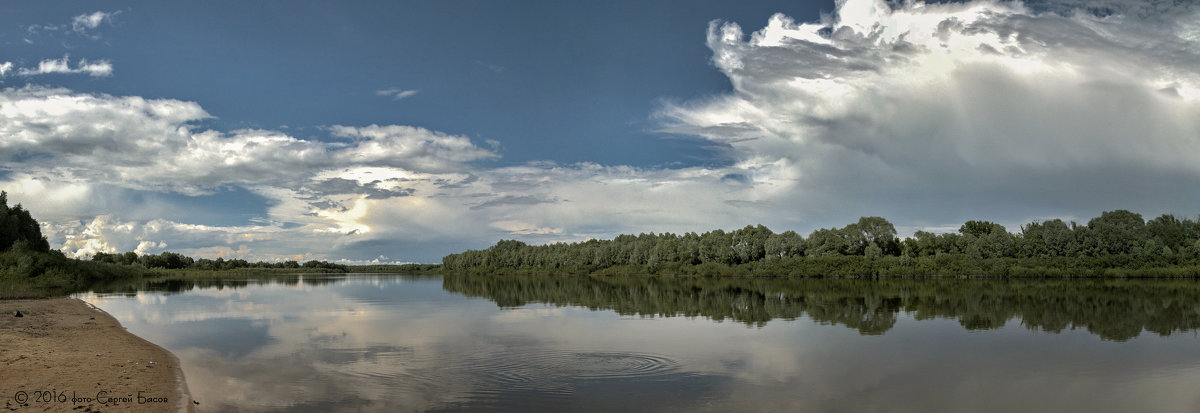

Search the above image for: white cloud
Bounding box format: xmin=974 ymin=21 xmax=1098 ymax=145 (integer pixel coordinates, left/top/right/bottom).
xmin=46 ymin=215 xmax=165 ymax=259
xmin=72 ymin=11 xmax=118 ymax=34
xmin=0 ymin=86 xmax=509 ymax=260
xmin=24 ymin=24 xmax=61 ymax=38
xmin=659 ymin=0 xmax=1200 ymax=227
xmin=490 ymin=220 xmax=564 ymax=235
xmin=24 ymin=10 xmax=118 ymax=41
xmin=0 ymin=62 xmax=12 ymax=77
xmin=330 ymin=124 xmax=499 ymax=172
xmin=8 ymin=153 xmax=765 ymax=261
xmin=17 ymin=55 xmax=114 ymax=77
xmin=375 ymin=88 xmax=419 ymax=100
xmin=0 ymin=87 xmax=497 ymax=195
xmin=45 ymin=213 xmax=294 ymax=260
xmin=333 ymin=255 xmax=415 ymax=265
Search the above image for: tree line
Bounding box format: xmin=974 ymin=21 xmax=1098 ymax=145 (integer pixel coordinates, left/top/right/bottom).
xmin=91 ymin=250 xmax=349 ymax=272
xmin=1 ymin=190 xmax=349 ymax=297
xmin=442 ymin=210 xmax=1200 ymax=276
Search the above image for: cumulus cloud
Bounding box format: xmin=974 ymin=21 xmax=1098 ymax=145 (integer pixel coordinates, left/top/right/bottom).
xmin=11 ymin=155 xmax=764 ymax=261
xmin=0 ymin=62 xmax=12 ymax=77
xmin=0 ymin=87 xmax=497 ymax=194
xmin=0 ymin=86 xmax=510 ymax=259
xmin=49 ymin=215 xmax=136 ymax=259
xmin=329 ymin=125 xmax=499 ymax=172
xmin=46 ymin=215 xmax=289 ymax=260
xmin=660 ymin=0 xmax=1200 ymax=227
xmin=375 ymin=88 xmax=419 ymax=100
xmin=16 ymin=55 xmax=114 ymax=77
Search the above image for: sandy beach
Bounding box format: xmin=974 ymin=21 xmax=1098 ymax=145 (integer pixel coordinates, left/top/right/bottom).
xmin=0 ymin=297 xmax=192 ymax=412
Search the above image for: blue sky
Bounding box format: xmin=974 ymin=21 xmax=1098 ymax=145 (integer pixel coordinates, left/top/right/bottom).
xmin=3 ymin=0 xmax=830 ymax=167
xmin=3 ymin=0 xmax=1200 ymax=263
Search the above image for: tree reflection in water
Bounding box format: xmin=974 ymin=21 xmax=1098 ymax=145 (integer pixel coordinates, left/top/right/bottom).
xmin=442 ymin=274 xmax=1200 ymax=341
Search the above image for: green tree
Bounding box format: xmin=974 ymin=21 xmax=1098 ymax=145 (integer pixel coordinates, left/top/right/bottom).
xmin=1018 ymin=221 xmax=1046 ymax=258
xmin=979 ymin=230 xmax=1015 ymax=258
xmin=805 ymin=228 xmax=842 ymax=257
xmin=856 ymin=217 xmax=898 ymax=250
xmin=1042 ymin=219 xmax=1074 ymax=257
xmin=854 ymin=216 xmax=902 ymax=254
xmin=1147 ymin=214 xmax=1188 ymax=250
xmin=0 ymin=191 xmax=50 ymax=253
xmin=731 ymin=225 xmax=772 ymax=263
xmin=908 ymin=231 xmax=939 ymax=256
xmin=960 ymin=220 xmax=1004 ymax=238
xmin=765 ymin=230 xmax=804 ymax=259
xmin=1087 ymin=210 xmax=1146 ymax=255
xmin=837 ymin=224 xmax=868 ymax=255
xmin=699 ymin=230 xmax=735 ymax=264
xmin=937 ymin=232 xmax=964 ymax=254
xmin=865 ymin=242 xmax=883 ymax=260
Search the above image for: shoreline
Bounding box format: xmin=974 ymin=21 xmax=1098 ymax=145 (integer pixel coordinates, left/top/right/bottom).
xmin=0 ymin=297 xmax=194 ymax=412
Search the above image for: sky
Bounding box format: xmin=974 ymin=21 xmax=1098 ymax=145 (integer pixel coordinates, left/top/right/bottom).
xmin=2 ymin=0 xmax=1199 ymax=264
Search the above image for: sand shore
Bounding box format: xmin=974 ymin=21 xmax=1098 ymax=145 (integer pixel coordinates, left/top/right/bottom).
xmin=0 ymin=297 xmax=193 ymax=412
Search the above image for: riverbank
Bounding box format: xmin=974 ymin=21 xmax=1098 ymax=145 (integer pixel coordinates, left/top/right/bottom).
xmin=0 ymin=297 xmax=193 ymax=412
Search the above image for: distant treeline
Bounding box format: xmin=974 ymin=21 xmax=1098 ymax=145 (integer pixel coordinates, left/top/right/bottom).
xmin=91 ymin=251 xmax=349 ymax=272
xmin=0 ymin=190 xmax=353 ymax=297
xmin=442 ymin=210 xmax=1200 ymax=277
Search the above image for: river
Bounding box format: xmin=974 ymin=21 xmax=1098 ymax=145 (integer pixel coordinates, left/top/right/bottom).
xmin=76 ymin=274 xmax=1200 ymax=412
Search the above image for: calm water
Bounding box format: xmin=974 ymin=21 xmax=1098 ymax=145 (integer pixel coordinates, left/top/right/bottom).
xmin=76 ymin=275 xmax=1200 ymax=412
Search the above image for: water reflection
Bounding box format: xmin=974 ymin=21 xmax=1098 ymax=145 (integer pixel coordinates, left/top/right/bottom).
xmin=444 ymin=274 xmax=1200 ymax=340
xmin=86 ymin=274 xmax=390 ymax=296
xmin=76 ymin=275 xmax=1200 ymax=412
